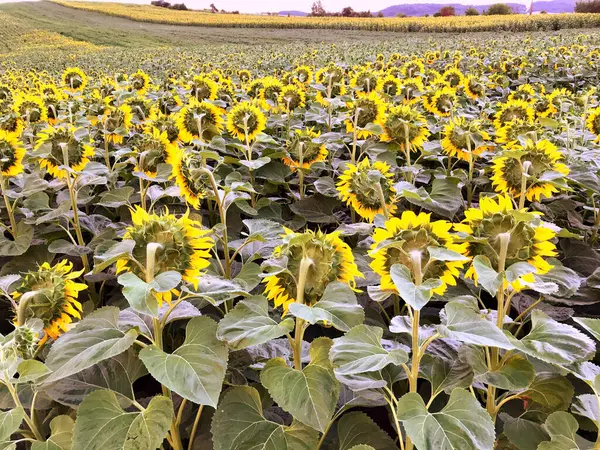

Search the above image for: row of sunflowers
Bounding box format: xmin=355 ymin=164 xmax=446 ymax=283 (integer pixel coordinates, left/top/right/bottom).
xmin=0 ymin=38 xmax=599 ymax=450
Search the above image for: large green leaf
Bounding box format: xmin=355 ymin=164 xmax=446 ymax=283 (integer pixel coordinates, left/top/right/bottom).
xmin=500 ymin=414 xmax=549 ymax=450
xmin=521 ymin=374 xmax=574 ymax=412
xmin=397 ymin=389 xmax=495 ymax=450
xmin=537 ymin=411 xmax=594 ymax=450
xmin=211 ymin=386 xmax=318 ymax=450
xmin=72 ymin=391 xmax=172 ymax=450
xmin=43 ymin=307 xmax=138 ymax=384
xmin=288 ymin=282 xmax=365 ymax=331
xmin=0 ymin=407 xmax=24 ymax=442
xmin=330 ymin=325 xmax=408 ymax=391
xmin=260 ymin=338 xmax=340 ymax=432
xmin=337 ymin=411 xmax=396 ymax=450
xmin=419 ymin=354 xmax=473 ymax=398
xmin=396 ymin=178 xmax=463 ymax=218
xmin=472 ymin=256 xmax=503 ymax=296
xmin=139 ymin=316 xmax=228 ymax=407
xmin=573 ymin=317 xmax=600 ymax=342
xmin=31 ymin=415 xmax=74 ymax=450
xmin=389 ymin=264 xmax=441 ymax=310
xmin=571 ymin=394 xmax=599 ymax=426
xmin=438 ymin=302 xmax=514 ymax=349
xmin=216 ymin=295 xmax=294 ymax=350
xmin=513 ymin=311 xmax=596 ymax=365
xmin=0 ymin=221 xmax=33 ymax=257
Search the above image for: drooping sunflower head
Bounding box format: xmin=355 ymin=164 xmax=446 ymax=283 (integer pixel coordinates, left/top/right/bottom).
xmin=101 ymin=104 xmax=133 ymax=144
xmin=441 ymin=67 xmax=464 ymax=89
xmin=0 ymin=130 xmax=25 ymax=177
xmin=147 ymin=110 xmax=180 ymax=144
xmin=586 ymin=106 xmax=600 ymax=141
xmin=13 ymin=93 xmax=47 ymax=124
xmin=292 ymin=65 xmax=313 ymax=84
xmin=226 ymin=101 xmax=266 ymax=142
xmin=167 ymin=149 xmax=212 ymax=209
xmin=494 ymin=99 xmax=534 ymax=129
xmin=156 ymin=92 xmax=182 ymax=115
xmin=133 ymin=127 xmax=176 ymax=178
xmin=117 ymin=207 xmax=214 ymax=303
xmin=176 ymin=98 xmax=224 ymax=143
xmin=0 ymin=110 xmax=24 ymax=137
xmin=379 ymin=74 xmax=402 ymax=98
xmin=279 ymin=84 xmax=306 ymax=112
xmin=12 ymin=260 xmax=86 ymax=342
xmin=39 ymin=83 xmax=63 ymax=99
xmin=423 ymin=86 xmax=456 ymax=117
xmin=337 ymin=158 xmax=397 ymax=222
xmin=129 ymin=70 xmax=152 ymax=95
xmin=125 ymin=96 xmax=153 ymax=124
xmin=36 ymin=125 xmax=95 ymax=179
xmin=283 ymin=128 xmax=327 ymax=171
xmin=189 ymin=75 xmax=218 ymax=101
xmin=0 ymin=84 xmax=13 ymax=103
xmin=381 ymin=104 xmax=430 ymax=150
xmin=464 ymin=75 xmax=485 ymax=100
xmin=455 ymin=194 xmax=557 ymax=290
xmin=259 ymin=77 xmax=284 ymax=110
xmin=508 ymin=84 xmax=535 ymax=104
xmin=315 ymin=64 xmax=344 ymax=86
xmin=369 ymin=211 xmax=468 ymax=294
xmin=350 ymin=68 xmax=381 ymax=93
xmin=263 ymin=229 xmax=362 ymax=312
xmin=345 ymin=91 xmax=387 ymax=138
xmin=62 ymin=67 xmax=88 ymax=93
xmin=401 ymin=59 xmax=425 ymax=78
xmin=491 ymin=139 xmax=569 ymax=202
xmin=442 ymin=117 xmax=491 ymax=161
xmin=238 ymin=69 xmax=251 ymax=83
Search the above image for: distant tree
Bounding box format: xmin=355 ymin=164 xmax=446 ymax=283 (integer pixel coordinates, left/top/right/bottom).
xmin=377 ymin=11 xmax=384 ymax=16
xmin=575 ymin=0 xmax=600 ymax=12
xmin=396 ymin=12 xmax=407 ymax=17
xmin=432 ymin=11 xmax=441 ymax=16
xmin=310 ymin=0 xmax=326 ymax=16
xmin=424 ymin=13 xmax=430 ymax=16
xmin=465 ymin=6 xmax=480 ymax=15
xmin=485 ymin=3 xmax=514 ymax=14
xmin=540 ymin=9 xmax=547 ymax=13
xmin=438 ymin=5 xmax=456 ymax=15
xmin=341 ymin=6 xmax=354 ymax=16
xmin=209 ymin=3 xmax=218 ymax=12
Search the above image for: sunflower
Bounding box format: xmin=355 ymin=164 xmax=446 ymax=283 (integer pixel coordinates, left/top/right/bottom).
xmin=133 ymin=127 xmax=177 ymax=178
xmin=379 ymin=74 xmax=402 ymax=97
xmin=441 ymin=67 xmax=464 ymax=89
xmin=12 ymin=260 xmax=86 ymax=343
xmin=423 ymin=86 xmax=456 ymax=117
xmin=129 ymin=70 xmax=151 ymax=95
xmin=369 ymin=211 xmax=468 ymax=294
xmin=350 ymin=69 xmax=381 ymax=93
xmin=401 ymin=59 xmax=425 ymax=77
xmin=279 ymin=84 xmax=306 ymax=112
xmin=101 ymin=104 xmax=133 ymax=145
xmin=259 ymin=77 xmax=284 ymax=111
xmin=189 ymin=75 xmax=218 ymax=101
xmin=345 ymin=91 xmax=386 ymax=139
xmin=381 ymin=104 xmax=430 ymax=150
xmin=586 ymin=106 xmax=600 ymax=141
xmin=315 ymin=65 xmax=347 ymax=106
xmin=147 ymin=110 xmax=180 ymax=144
xmin=494 ymin=99 xmax=534 ymax=129
xmin=508 ymin=84 xmax=536 ymax=104
xmin=167 ymin=148 xmax=211 ymax=209
xmin=117 ymin=207 xmax=214 ymax=304
xmin=226 ymin=101 xmax=266 ymax=142
xmin=62 ymin=67 xmax=88 ymax=93
xmin=283 ymin=128 xmax=328 ymax=171
xmin=125 ymin=96 xmax=153 ymax=124
xmin=491 ymin=139 xmax=569 ymax=202
xmin=156 ymin=92 xmax=183 ymax=115
xmin=263 ymin=229 xmax=362 ymax=313
xmin=441 ymin=117 xmax=492 ymax=161
xmin=292 ymin=65 xmax=313 ymax=84
xmin=13 ymin=93 xmax=47 ymax=124
xmin=495 ymin=119 xmax=538 ymax=149
xmin=238 ymin=69 xmax=251 ymax=84
xmin=455 ymin=194 xmax=557 ymax=290
xmin=337 ymin=158 xmax=397 ymax=222
xmin=0 ymin=110 xmax=24 ymax=137
xmin=36 ymin=125 xmax=95 ymax=179
xmin=464 ymin=75 xmax=485 ymax=100
xmin=176 ymin=98 xmax=224 ymax=143
xmin=0 ymin=84 xmax=12 ymax=103
xmin=0 ymin=130 xmax=25 ymax=177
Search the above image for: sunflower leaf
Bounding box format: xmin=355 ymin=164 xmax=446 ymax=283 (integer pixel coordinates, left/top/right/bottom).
xmin=337 ymin=411 xmax=396 ymax=450
xmin=472 ymin=255 xmax=503 ymax=296
xmin=389 ymin=264 xmax=441 ymax=310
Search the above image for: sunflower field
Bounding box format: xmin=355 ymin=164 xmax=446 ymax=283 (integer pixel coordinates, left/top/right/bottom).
xmin=1 ymin=30 xmax=600 ymax=450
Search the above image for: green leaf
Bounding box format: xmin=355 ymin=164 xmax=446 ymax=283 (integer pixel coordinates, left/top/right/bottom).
xmin=337 ymin=411 xmax=396 ymax=450
xmin=427 ymin=246 xmax=470 ymax=262
xmin=287 ymin=282 xmax=364 ymax=332
xmin=211 ymin=386 xmax=318 ymax=450
xmin=139 ymin=316 xmax=228 ymax=407
xmin=48 ymin=240 xmax=90 ymax=257
xmin=396 ymin=178 xmax=463 ymax=218
xmin=571 ymin=394 xmax=599 ymax=425
xmin=420 ymin=354 xmax=473 ymax=398
xmin=472 ymin=256 xmax=503 ymax=296
xmin=573 ymin=317 xmax=600 ymax=342
xmin=93 ymin=240 xmax=135 ymax=274
xmin=32 ymin=415 xmax=74 ymax=450
xmin=513 ymin=311 xmax=596 ymax=365
xmin=97 ymin=187 xmax=135 ymax=208
xmin=72 ymin=391 xmax=172 ymax=450
xmin=43 ymin=307 xmax=138 ymax=384
xmin=522 ymin=374 xmax=574 ymax=411
xmin=0 ymin=221 xmax=33 ymax=257
xmin=537 ymin=411 xmax=594 ymax=450
xmin=15 ymin=360 xmax=51 ymax=383
xmin=216 ymin=295 xmax=294 ymax=350
xmin=330 ymin=325 xmax=408 ymax=391
xmin=438 ymin=302 xmax=514 ymax=349
xmin=260 ymin=338 xmax=340 ymax=432
xmin=397 ymin=389 xmax=495 ymax=450
xmin=460 ymin=346 xmax=534 ymax=390
xmin=389 ymin=264 xmax=441 ymax=310
xmin=501 ymin=414 xmax=549 ymax=450
xmin=0 ymin=407 xmax=24 ymax=441
xmin=118 ymin=273 xmax=159 ymax=317
xmin=289 ymin=195 xmax=340 ymax=224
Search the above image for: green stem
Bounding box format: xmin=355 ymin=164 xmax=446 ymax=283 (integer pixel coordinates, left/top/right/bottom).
xmin=403 ymin=123 xmax=413 ymax=184
xmin=4 ymin=382 xmax=43 ymax=441
xmin=374 ymin=181 xmax=389 ymax=220
xmin=293 ymin=256 xmax=313 ymax=370
xmin=0 ymin=176 xmax=17 ymax=238
xmin=518 ymin=161 xmax=531 ymax=210
xmin=187 ymin=405 xmax=204 ymax=450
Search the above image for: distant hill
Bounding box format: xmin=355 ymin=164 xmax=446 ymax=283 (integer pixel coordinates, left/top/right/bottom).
xmin=279 ymin=0 xmax=574 ymax=17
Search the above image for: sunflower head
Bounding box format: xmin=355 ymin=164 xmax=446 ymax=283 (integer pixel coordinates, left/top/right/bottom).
xmin=345 ymin=91 xmax=387 ymax=138
xmin=117 ymin=207 xmax=214 ymax=304
xmin=494 ymin=99 xmax=534 ymax=129
xmin=102 ymin=104 xmax=133 ymax=144
xmin=226 ymin=101 xmax=266 ymax=142
xmin=279 ymin=84 xmax=306 ymax=112
xmin=350 ymin=69 xmax=381 ymax=93
xmin=12 ymin=260 xmax=86 ymax=342
xmin=189 ymin=75 xmax=218 ymax=101
xmin=423 ymin=86 xmax=456 ymax=117
xmin=263 ymin=229 xmax=362 ymax=312
xmin=401 ymin=59 xmax=425 ymax=78
xmin=283 ymin=128 xmax=328 ymax=171
xmin=495 ymin=119 xmax=538 ymax=149
xmin=125 ymin=96 xmax=153 ymax=124
xmin=455 ymin=194 xmax=557 ymax=290
xmin=442 ymin=117 xmax=491 ymax=161
xmin=337 ymin=158 xmax=397 ymax=222
xmin=36 ymin=125 xmax=95 ymax=179
xmin=379 ymin=74 xmax=402 ymax=97
xmin=491 ymin=139 xmax=569 ymax=202
xmin=148 ymin=110 xmax=180 ymax=144
xmin=464 ymin=75 xmax=485 ymax=100
xmin=176 ymin=98 xmax=224 ymax=143
xmin=238 ymin=69 xmax=251 ymax=83
xmin=13 ymin=93 xmax=47 ymax=124
xmin=0 ymin=130 xmax=25 ymax=177
xmin=292 ymin=65 xmax=313 ymax=84
xmin=259 ymin=77 xmax=284 ymax=110
xmin=167 ymin=149 xmax=212 ymax=209
xmin=62 ymin=67 xmax=88 ymax=93
xmin=586 ymin=106 xmax=600 ymax=141
xmin=133 ymin=127 xmax=175 ymax=178
xmin=381 ymin=104 xmax=430 ymax=150
xmin=157 ymin=92 xmax=182 ymax=115
xmin=441 ymin=67 xmax=464 ymax=89
xmin=508 ymin=84 xmax=535 ymax=104
xmin=370 ymin=211 xmax=468 ymax=294
xmin=130 ymin=70 xmax=152 ymax=95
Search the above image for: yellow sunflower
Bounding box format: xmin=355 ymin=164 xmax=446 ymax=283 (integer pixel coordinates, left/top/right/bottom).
xmin=12 ymin=260 xmax=86 ymax=343
xmin=0 ymin=111 xmax=24 ymax=137
xmin=350 ymin=69 xmax=381 ymax=93
xmin=0 ymin=130 xmax=25 ymax=177
xmin=279 ymin=84 xmax=306 ymax=112
xmin=381 ymin=104 xmax=430 ymax=150
xmin=176 ymin=98 xmax=224 ymax=143
xmin=423 ymin=86 xmax=456 ymax=117
xmin=13 ymin=93 xmax=48 ymax=125
xmin=345 ymin=91 xmax=387 ymax=139
xmin=494 ymin=99 xmax=534 ymax=130
xmin=292 ymin=65 xmax=313 ymax=84
xmin=508 ymin=84 xmax=536 ymax=104
xmin=586 ymin=106 xmax=600 ymax=141
xmin=337 ymin=158 xmax=397 ymax=222
xmin=263 ymin=229 xmax=362 ymax=313
xmin=455 ymin=194 xmax=557 ymax=290
xmin=258 ymin=77 xmax=284 ymax=111
xmin=166 ymin=148 xmax=211 ymax=209
xmin=283 ymin=128 xmax=328 ymax=171
xmin=464 ymin=75 xmax=485 ymax=100
xmin=102 ymin=104 xmax=133 ymax=145
xmin=147 ymin=110 xmax=180 ymax=144
xmin=36 ymin=125 xmax=95 ymax=179
xmin=129 ymin=70 xmax=152 ymax=95
xmin=133 ymin=127 xmax=177 ymax=178
xmin=495 ymin=119 xmax=538 ymax=150
xmin=117 ymin=207 xmax=214 ymax=304
xmin=369 ymin=211 xmax=468 ymax=295
xmin=189 ymin=75 xmax=218 ymax=101
xmin=491 ymin=139 xmax=569 ymax=202
xmin=442 ymin=117 xmax=492 ymax=161
xmin=62 ymin=67 xmax=88 ymax=93
xmin=226 ymin=101 xmax=266 ymax=142
xmin=441 ymin=67 xmax=464 ymax=89
xmin=378 ymin=74 xmax=402 ymax=97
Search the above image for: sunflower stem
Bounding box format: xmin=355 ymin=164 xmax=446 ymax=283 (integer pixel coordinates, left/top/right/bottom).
xmin=466 ymin=136 xmax=474 ymax=209
xmin=374 ymin=181 xmax=389 ymax=220
xmin=16 ymin=291 xmax=39 ymax=327
xmin=298 ymin=141 xmax=305 ymax=200
xmin=0 ymin=176 xmax=17 ymax=239
xmin=518 ymin=161 xmax=532 ymax=210
xmin=187 ymin=405 xmax=204 ymax=450
xmin=103 ymin=129 xmax=111 ymax=173
xmin=3 ymin=381 xmax=43 ymax=441
xmin=351 ymin=107 xmax=361 ymax=164
xmin=408 ymin=250 xmax=423 ymax=394
xmin=403 ymin=122 xmax=413 ymax=184
xmin=293 ymin=256 xmax=313 ymax=371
